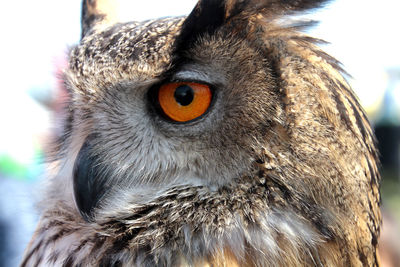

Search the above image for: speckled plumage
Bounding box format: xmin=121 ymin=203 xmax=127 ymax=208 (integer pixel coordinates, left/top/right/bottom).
xmin=22 ymin=0 xmax=381 ymax=266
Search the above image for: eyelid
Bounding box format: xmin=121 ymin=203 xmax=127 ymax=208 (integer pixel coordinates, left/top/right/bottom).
xmin=172 ymin=70 xmax=213 ymax=84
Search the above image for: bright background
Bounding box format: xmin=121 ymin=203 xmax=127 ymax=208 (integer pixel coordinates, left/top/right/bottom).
xmin=0 ymin=0 xmax=399 ymax=266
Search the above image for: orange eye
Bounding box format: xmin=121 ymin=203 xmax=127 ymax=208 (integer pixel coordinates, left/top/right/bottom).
xmin=158 ymin=82 xmax=212 ymax=122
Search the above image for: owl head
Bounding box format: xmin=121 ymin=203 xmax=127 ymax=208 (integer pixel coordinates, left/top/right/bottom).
xmin=22 ymin=0 xmax=381 ymax=266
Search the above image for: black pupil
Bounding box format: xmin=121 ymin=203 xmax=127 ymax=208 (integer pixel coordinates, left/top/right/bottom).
xmin=174 ymin=85 xmax=194 ymax=106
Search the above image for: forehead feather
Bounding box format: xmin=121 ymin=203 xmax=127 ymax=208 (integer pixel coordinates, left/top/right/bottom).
xmin=69 ymin=17 xmax=185 ymax=82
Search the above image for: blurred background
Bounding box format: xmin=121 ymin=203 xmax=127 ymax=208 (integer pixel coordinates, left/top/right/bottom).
xmin=0 ymin=0 xmax=399 ymax=266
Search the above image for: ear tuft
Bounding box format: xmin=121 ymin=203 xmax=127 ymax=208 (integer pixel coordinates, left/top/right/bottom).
xmin=226 ymin=0 xmax=330 ymax=18
xmin=176 ymin=0 xmax=330 ymax=51
xmin=179 ymin=1 xmax=226 ymax=43
xmin=81 ymin=0 xmax=119 ymax=39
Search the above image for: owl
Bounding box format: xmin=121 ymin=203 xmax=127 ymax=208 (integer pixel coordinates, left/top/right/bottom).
xmin=21 ymin=0 xmax=381 ymax=266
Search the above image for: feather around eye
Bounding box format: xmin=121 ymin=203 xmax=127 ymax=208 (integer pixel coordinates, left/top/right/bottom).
xmin=157 ymin=82 xmax=212 ymax=122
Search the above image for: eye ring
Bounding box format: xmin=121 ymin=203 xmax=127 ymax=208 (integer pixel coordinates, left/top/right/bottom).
xmin=157 ymin=82 xmax=213 ymax=123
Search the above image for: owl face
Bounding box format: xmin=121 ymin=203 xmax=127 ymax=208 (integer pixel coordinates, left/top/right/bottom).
xmin=22 ymin=0 xmax=381 ymax=266
xmin=68 ymin=8 xmax=284 ymax=220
